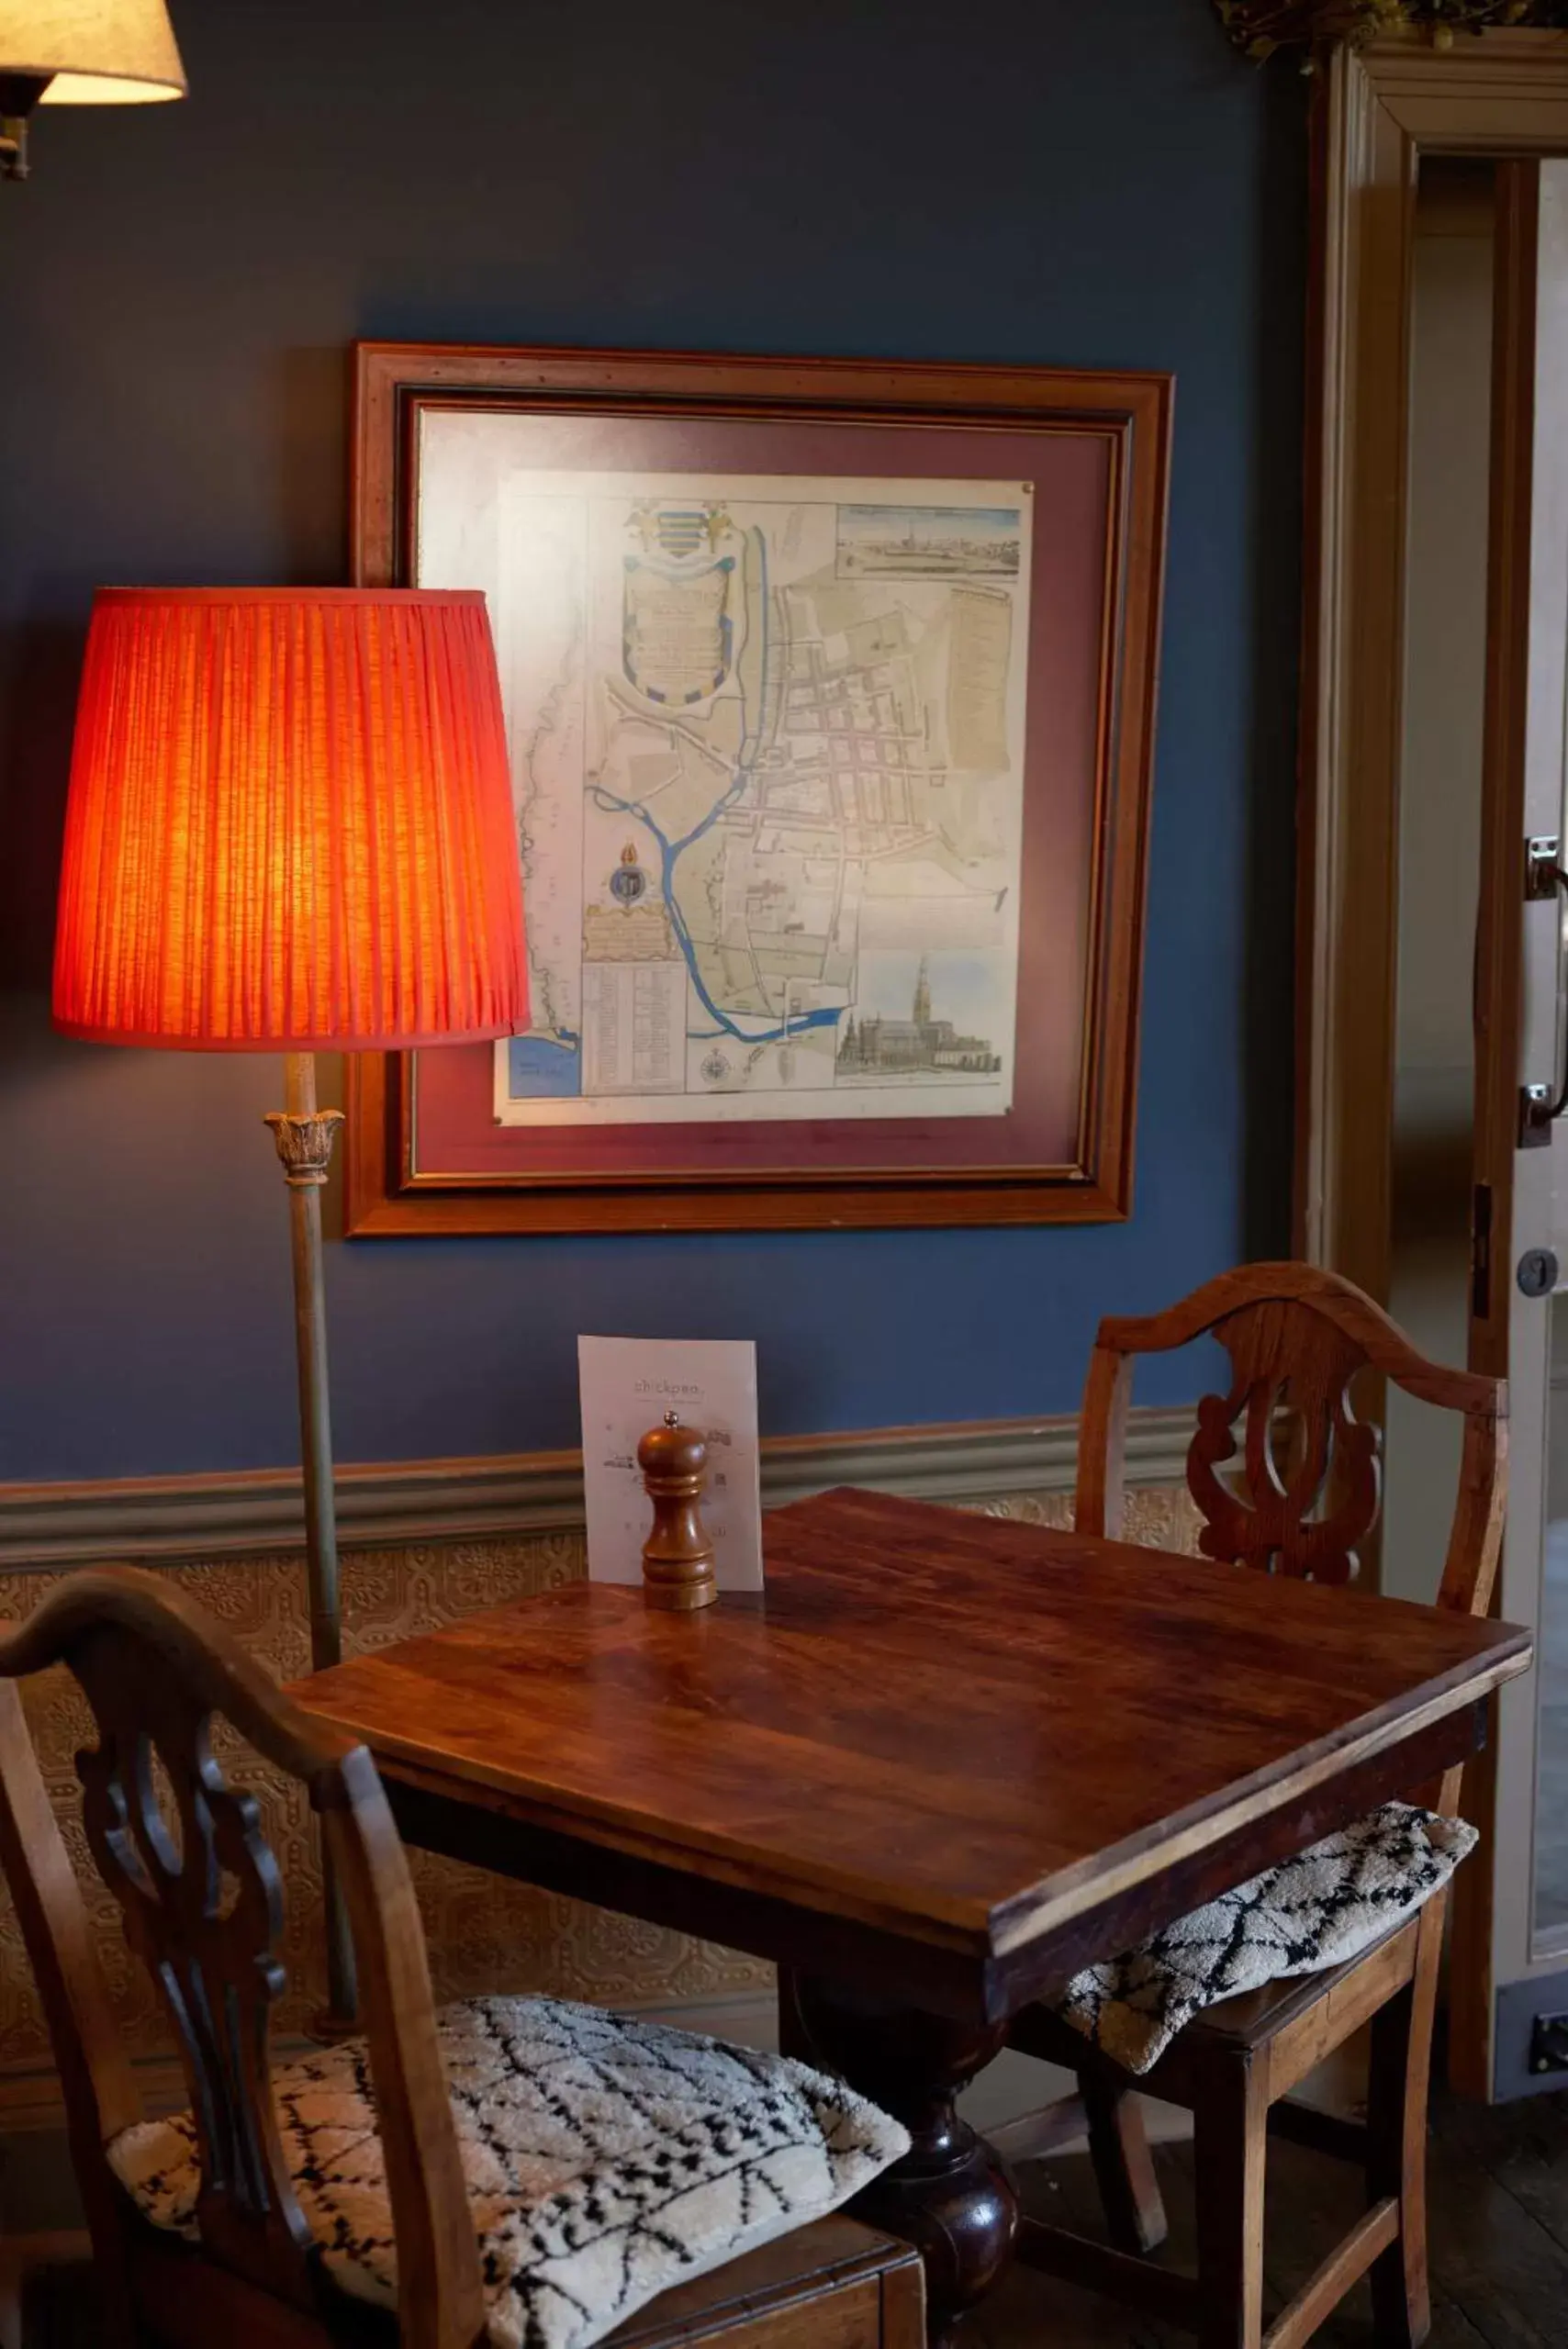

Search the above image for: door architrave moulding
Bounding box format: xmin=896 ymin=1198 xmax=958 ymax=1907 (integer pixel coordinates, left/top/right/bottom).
xmin=1297 ymin=28 xmax=1568 ymax=1291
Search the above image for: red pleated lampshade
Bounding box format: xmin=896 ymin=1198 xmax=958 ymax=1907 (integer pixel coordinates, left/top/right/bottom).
xmin=52 ymin=587 xmax=529 ymax=1050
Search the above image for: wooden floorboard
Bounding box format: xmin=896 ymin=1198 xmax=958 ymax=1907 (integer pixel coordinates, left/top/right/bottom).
xmin=1423 ymin=2082 xmax=1568 ymax=2265
xmin=982 ymin=2086 xmax=1568 ymax=2348
xmin=3 ymin=2089 xmax=1566 ymax=2344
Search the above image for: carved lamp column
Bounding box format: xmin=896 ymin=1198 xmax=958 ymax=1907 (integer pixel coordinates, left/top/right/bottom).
xmin=51 ymin=586 xmax=529 ymax=2024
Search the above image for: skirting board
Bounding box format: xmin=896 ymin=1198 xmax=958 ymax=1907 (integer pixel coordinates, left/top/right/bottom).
xmin=0 ymin=1406 xmax=1195 ymax=1571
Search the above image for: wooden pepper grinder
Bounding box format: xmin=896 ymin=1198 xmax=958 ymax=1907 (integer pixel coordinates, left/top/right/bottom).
xmin=638 ymin=1410 xmax=718 ymax=1612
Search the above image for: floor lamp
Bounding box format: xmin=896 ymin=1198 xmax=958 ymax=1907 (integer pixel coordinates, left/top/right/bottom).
xmin=50 ymin=586 xmax=529 ymax=2026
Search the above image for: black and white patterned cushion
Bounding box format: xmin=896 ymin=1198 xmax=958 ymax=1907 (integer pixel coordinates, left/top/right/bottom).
xmin=106 ymin=1993 xmax=909 ymax=2349
xmin=1054 ymin=1802 xmax=1477 ymax=2075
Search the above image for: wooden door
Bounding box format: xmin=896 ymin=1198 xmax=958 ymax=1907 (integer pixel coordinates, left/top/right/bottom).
xmin=1458 ymin=156 xmax=1568 ymax=2102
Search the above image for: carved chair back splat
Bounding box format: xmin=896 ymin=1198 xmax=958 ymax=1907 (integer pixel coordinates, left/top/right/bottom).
xmin=1077 ymin=1259 xmax=1508 ymax=1645
xmin=0 ymin=1567 xmax=487 ymax=2349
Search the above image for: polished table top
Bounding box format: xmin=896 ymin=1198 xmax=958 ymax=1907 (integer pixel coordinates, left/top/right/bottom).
xmin=293 ymin=1487 xmax=1531 ymax=1999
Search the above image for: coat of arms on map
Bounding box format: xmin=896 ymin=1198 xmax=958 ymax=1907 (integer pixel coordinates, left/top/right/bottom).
xmin=346 ymin=342 xmax=1171 ymax=1236
xmin=622 ymin=503 xmax=738 ymax=707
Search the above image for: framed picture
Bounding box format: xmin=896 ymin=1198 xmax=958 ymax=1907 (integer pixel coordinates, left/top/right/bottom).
xmin=345 ymin=341 xmax=1172 ymax=1236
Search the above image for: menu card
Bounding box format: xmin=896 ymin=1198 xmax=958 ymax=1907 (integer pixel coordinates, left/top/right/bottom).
xmin=577 ymin=1336 xmax=764 ymax=1591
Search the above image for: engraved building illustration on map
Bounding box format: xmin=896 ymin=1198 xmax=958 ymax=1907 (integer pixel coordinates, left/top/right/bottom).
xmin=414 ymin=425 xmax=1031 ymax=1131
xmin=837 ymin=957 xmax=1002 ymax=1078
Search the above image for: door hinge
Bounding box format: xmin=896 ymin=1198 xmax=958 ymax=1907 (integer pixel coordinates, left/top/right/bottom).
xmin=1520 ymin=1079 xmax=1556 ymax=1146
xmin=1527 ymin=834 xmax=1564 ymax=899
xmin=1519 ymin=839 xmax=1567 ymax=1139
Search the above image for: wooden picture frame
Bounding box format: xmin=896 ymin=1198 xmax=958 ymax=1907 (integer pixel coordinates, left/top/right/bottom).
xmin=345 ymin=341 xmax=1171 ymax=1236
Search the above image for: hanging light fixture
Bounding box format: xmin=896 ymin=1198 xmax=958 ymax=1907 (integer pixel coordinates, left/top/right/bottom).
xmin=0 ymin=3 xmax=186 ymax=181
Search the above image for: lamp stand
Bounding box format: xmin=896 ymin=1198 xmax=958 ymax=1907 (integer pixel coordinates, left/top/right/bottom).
xmin=263 ymin=1051 xmax=357 ymax=2035
xmin=0 ymin=74 xmax=47 ymax=181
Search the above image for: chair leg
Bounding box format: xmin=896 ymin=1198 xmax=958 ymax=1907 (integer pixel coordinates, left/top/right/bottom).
xmin=1365 ymin=1901 xmax=1442 ymax=2349
xmin=1082 ymin=2078 xmax=1168 ymax=2254
xmin=1192 ymin=2056 xmax=1268 ymax=2349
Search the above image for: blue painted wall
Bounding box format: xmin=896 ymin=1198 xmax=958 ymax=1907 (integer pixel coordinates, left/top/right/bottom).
xmin=0 ymin=0 xmax=1305 ymax=1482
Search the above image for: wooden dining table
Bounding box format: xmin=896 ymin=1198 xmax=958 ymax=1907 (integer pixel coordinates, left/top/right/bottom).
xmin=291 ymin=1486 xmax=1532 ymax=2345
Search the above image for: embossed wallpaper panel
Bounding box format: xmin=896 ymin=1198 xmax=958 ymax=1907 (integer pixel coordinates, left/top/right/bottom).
xmin=0 ymin=1488 xmax=1202 ymax=2097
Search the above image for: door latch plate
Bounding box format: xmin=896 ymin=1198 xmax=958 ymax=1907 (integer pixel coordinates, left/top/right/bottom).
xmin=1530 ymin=2009 xmax=1568 ymax=2075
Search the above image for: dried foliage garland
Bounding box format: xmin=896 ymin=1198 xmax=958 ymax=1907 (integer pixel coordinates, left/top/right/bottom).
xmin=1216 ymin=2 xmax=1568 ymax=62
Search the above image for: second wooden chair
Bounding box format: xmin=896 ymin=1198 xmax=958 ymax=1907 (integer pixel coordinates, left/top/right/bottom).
xmin=1010 ymin=1261 xmax=1507 ymax=2349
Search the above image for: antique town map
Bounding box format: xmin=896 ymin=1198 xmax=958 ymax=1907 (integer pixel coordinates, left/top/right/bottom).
xmin=417 ymin=419 xmax=1030 ymax=1126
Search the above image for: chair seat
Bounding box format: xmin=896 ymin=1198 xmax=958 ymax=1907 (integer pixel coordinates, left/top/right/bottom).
xmin=1168 ymin=1914 xmax=1419 ymax=2061
xmin=1048 ymin=1802 xmax=1473 ymax=2075
xmin=1009 ymin=1924 xmax=1412 ymax=2086
xmin=106 ymin=1994 xmax=909 ymax=2349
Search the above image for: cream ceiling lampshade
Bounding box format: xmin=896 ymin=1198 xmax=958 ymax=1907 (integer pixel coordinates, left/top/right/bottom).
xmin=0 ymin=1 xmax=186 ymax=104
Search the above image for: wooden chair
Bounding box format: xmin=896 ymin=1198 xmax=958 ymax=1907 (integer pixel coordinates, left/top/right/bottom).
xmin=1010 ymin=1261 xmax=1507 ymax=2349
xmin=0 ymin=1568 xmax=924 ymax=2349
